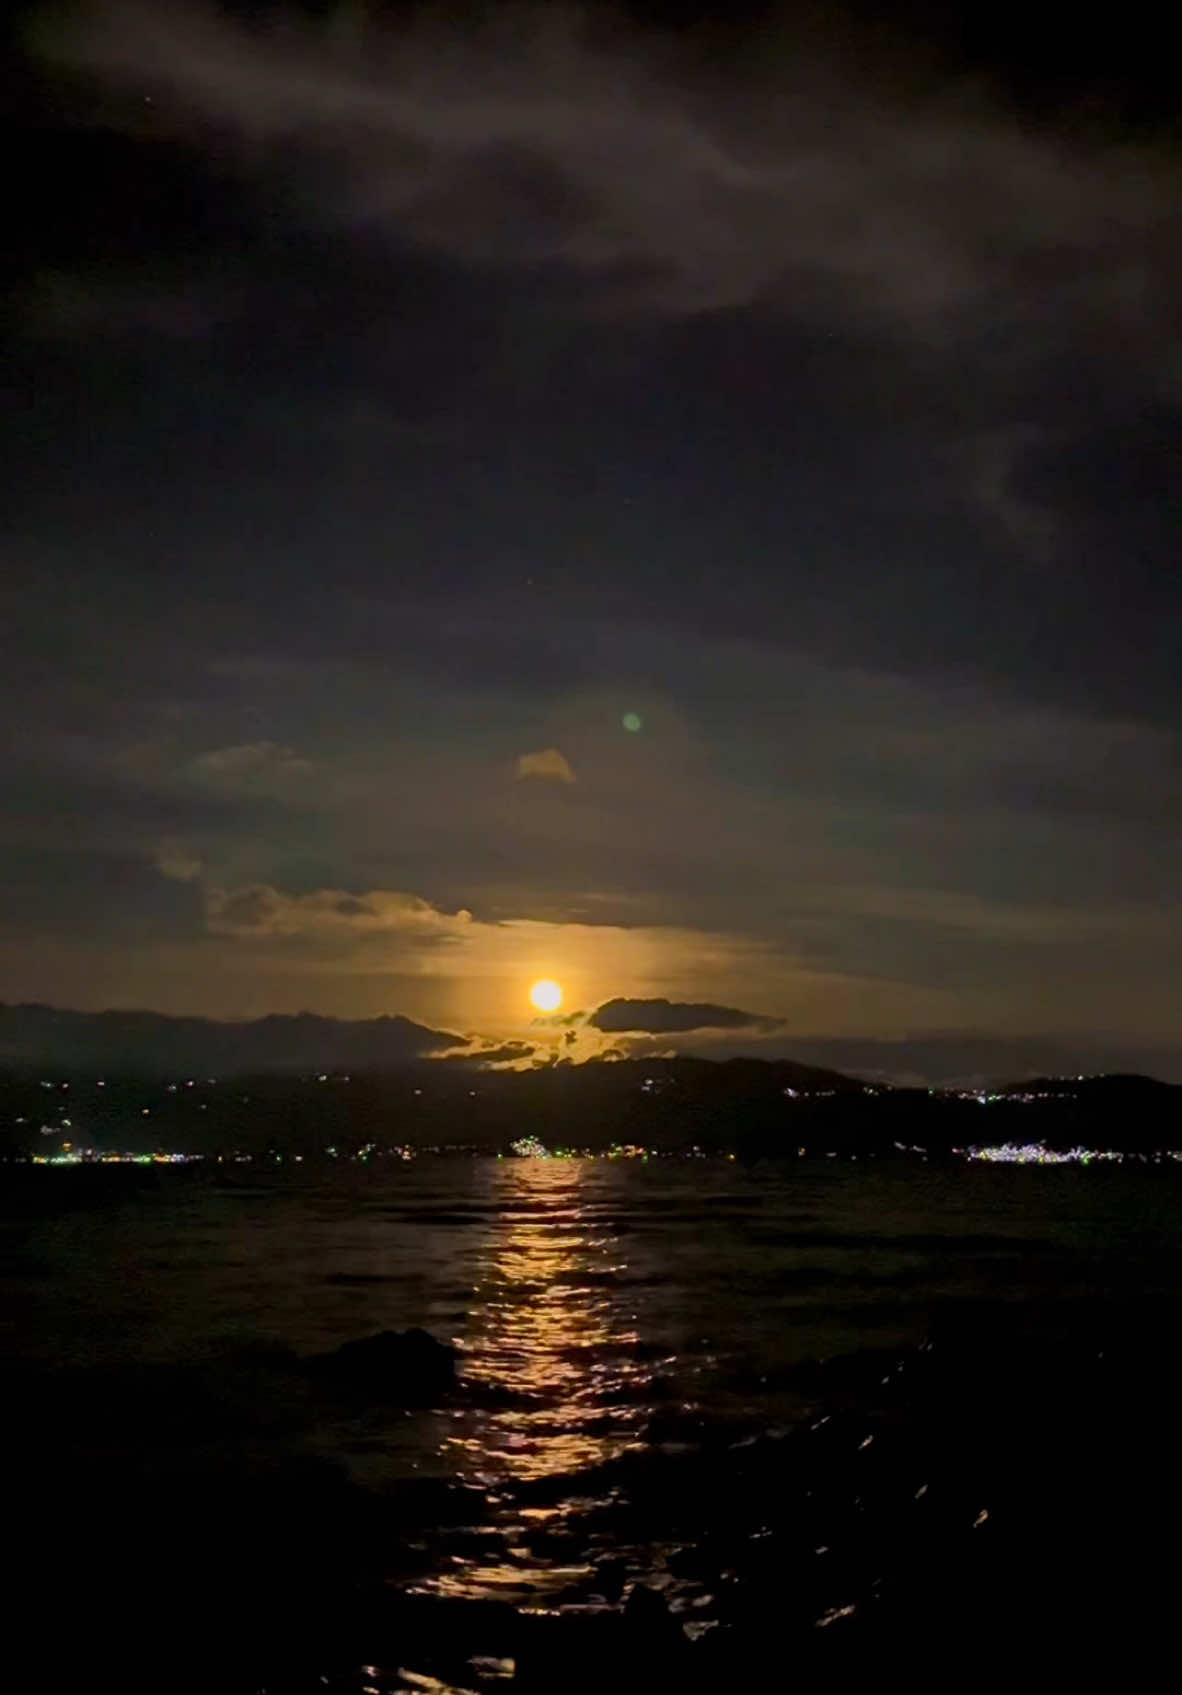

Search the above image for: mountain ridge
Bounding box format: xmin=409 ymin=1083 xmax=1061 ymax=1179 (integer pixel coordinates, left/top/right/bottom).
xmin=0 ymin=1001 xmax=462 ymax=1074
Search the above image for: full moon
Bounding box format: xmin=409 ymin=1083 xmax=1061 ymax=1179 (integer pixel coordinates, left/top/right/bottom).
xmin=529 ymin=979 xmax=563 ymax=1013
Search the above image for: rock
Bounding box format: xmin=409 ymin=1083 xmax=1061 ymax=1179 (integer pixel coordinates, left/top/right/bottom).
xmin=515 ymin=1610 xmax=627 ymax=1692
xmin=594 ymin=1555 xmax=630 ymax=1601
xmin=309 ymin=1327 xmax=457 ymax=1400
xmin=624 ymin=1583 xmax=676 ymax=1629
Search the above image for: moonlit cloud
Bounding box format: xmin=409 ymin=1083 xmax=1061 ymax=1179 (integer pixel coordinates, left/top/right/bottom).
xmin=515 ymin=747 xmax=576 ymax=784
xmin=155 ymin=844 xmax=203 ymax=884
xmin=204 ymin=883 xmax=473 ymax=941
xmin=189 ymin=741 xmax=312 ymax=786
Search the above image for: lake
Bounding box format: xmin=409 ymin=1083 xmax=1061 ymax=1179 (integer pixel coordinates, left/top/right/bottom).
xmin=5 ymin=1155 xmax=1181 ymax=1689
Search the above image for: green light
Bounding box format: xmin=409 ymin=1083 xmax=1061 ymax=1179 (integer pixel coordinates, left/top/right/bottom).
xmin=622 ymin=711 xmax=642 ymax=733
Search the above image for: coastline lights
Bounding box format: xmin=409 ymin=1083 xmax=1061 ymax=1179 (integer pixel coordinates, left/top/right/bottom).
xmin=963 ymin=1141 xmax=1123 ymax=1165
xmin=30 ymin=1150 xmax=201 ymax=1165
xmin=506 ymin=1137 xmax=668 ymax=1160
xmin=508 ymin=1135 xmax=552 ymax=1157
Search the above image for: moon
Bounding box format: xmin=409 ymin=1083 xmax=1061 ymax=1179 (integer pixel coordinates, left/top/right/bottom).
xmin=529 ymin=979 xmax=563 ymax=1013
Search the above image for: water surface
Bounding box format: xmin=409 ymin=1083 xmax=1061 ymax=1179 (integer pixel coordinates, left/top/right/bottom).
xmin=5 ymin=1156 xmax=1180 ymax=1689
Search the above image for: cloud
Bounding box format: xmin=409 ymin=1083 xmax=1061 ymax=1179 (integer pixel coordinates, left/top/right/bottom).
xmin=531 ymin=1008 xmax=586 ymax=1027
xmin=786 ymin=884 xmax=1180 ymax=945
xmin=205 ymin=883 xmax=472 ymax=941
xmin=441 ymin=1038 xmax=540 ymax=1067
xmin=37 ymin=3 xmax=1179 ymax=339
xmin=588 ymin=996 xmax=782 ymax=1034
xmin=189 ymin=741 xmax=312 ymax=785
xmin=155 ymin=843 xmax=202 ymax=884
xmin=515 ymin=747 xmax=575 ymax=784
xmin=35 ymin=2 xmax=1181 ymax=676
xmin=25 ymin=267 xmax=225 ymax=341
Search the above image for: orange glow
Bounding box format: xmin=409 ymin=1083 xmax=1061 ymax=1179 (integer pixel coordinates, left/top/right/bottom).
xmin=426 ymin=1160 xmax=662 ymax=1605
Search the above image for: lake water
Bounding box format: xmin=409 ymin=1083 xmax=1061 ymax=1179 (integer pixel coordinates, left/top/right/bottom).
xmin=6 ymin=1156 xmax=1181 ymax=1690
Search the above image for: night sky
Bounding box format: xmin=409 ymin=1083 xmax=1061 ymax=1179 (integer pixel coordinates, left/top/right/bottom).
xmin=4 ymin=2 xmax=1180 ymax=1082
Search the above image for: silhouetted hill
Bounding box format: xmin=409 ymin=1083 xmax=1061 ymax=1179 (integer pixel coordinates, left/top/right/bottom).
xmin=0 ymin=1003 xmax=461 ymax=1074
xmin=1000 ymin=1072 xmax=1175 ymax=1099
xmin=0 ymin=1047 xmax=871 ymax=1158
xmin=2 ymin=1012 xmax=1179 ymax=1159
xmin=984 ymin=1071 xmax=1182 ymax=1151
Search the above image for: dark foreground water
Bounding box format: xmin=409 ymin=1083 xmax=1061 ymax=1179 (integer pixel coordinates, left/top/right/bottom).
xmin=5 ymin=1156 xmax=1182 ymax=1690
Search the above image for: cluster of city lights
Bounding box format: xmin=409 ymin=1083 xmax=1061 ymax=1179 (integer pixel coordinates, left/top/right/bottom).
xmin=507 ymin=1135 xmax=550 ymax=1157
xmin=30 ymin=1150 xmax=200 ymax=1166
xmin=15 ymin=1141 xmax=1182 ymax=1168
xmin=505 ymin=1137 xmax=718 ymax=1160
xmin=964 ymin=1142 xmax=1124 ymax=1165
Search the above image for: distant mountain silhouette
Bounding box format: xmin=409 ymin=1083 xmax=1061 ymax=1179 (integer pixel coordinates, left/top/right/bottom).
xmin=0 ymin=1002 xmax=461 ymax=1074
xmin=588 ymin=998 xmax=783 ymax=1034
xmin=1000 ymin=1072 xmax=1174 ymax=1098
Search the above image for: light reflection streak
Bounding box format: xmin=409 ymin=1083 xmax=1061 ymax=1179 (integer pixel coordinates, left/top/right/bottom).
xmin=450 ymin=1158 xmax=647 ymax=1481
xmin=427 ymin=1158 xmax=656 ymax=1602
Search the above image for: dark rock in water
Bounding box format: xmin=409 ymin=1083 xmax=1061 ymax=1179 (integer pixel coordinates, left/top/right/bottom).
xmin=594 ymin=1555 xmax=631 ymax=1601
xmin=515 ymin=1610 xmax=626 ymax=1693
xmin=309 ymin=1327 xmax=457 ymax=1400
xmin=624 ymin=1582 xmax=679 ymax=1632
xmin=512 ymin=1586 xmax=695 ymax=1692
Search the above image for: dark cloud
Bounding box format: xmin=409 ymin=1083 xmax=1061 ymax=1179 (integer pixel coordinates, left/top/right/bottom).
xmin=589 ymin=997 xmax=782 ymax=1034
xmin=0 ymin=847 xmax=203 ymax=942
xmin=442 ymin=1039 xmax=540 ymax=1066
xmin=34 ymin=4 xmax=1179 ymax=331
xmin=12 ymin=5 xmax=1181 ymax=724
xmin=531 ymin=1009 xmax=587 ymax=1027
